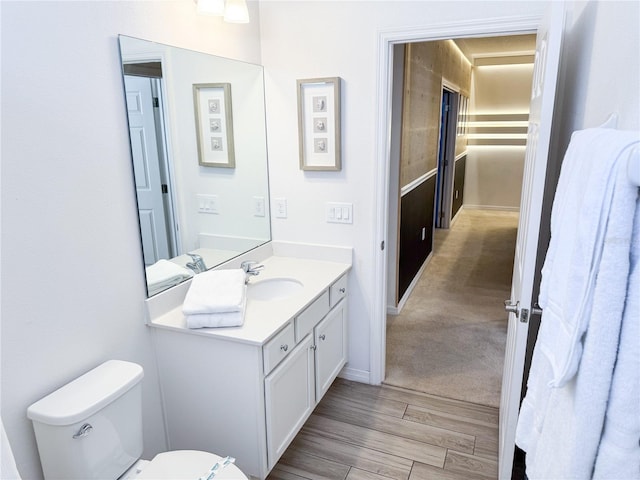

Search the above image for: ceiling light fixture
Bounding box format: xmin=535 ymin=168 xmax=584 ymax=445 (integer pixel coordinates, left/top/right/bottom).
xmin=197 ymin=0 xmax=225 ymax=16
xmin=223 ymin=0 xmax=250 ymax=23
xmin=195 ymin=0 xmax=249 ymax=23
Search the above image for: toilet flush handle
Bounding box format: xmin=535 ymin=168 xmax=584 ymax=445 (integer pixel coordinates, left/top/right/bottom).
xmin=72 ymin=423 xmax=93 ymax=439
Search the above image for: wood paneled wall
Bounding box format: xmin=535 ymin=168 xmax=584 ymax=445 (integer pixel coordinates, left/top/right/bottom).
xmin=399 ymin=175 xmax=436 ymax=299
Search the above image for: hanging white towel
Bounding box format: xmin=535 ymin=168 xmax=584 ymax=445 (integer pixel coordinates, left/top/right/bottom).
xmin=516 ymin=128 xmax=640 ymax=478
xmin=182 ymin=268 xmax=246 ymax=315
xmin=537 ymin=128 xmax=639 ymax=387
xmin=593 ymin=195 xmax=640 ymax=479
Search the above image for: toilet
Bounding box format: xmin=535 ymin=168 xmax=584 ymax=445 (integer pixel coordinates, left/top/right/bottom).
xmin=27 ymin=360 xmax=247 ymax=480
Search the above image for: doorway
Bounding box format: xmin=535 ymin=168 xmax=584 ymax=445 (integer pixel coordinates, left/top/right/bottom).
xmin=372 ymin=8 xmax=564 ymax=477
xmin=384 ymin=33 xmax=535 ymax=407
xmin=435 ymin=87 xmax=457 ymax=229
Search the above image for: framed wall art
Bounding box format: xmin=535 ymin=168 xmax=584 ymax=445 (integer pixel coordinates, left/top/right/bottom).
xmin=193 ymin=83 xmax=235 ymax=168
xmin=297 ymin=77 xmax=341 ymax=171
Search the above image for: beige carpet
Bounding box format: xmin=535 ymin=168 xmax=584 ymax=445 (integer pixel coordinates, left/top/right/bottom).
xmin=385 ymin=209 xmax=519 ymax=407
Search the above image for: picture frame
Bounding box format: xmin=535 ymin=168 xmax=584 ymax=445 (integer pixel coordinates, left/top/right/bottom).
xmin=297 ymin=77 xmax=341 ymax=171
xmin=193 ymin=83 xmax=235 ymax=168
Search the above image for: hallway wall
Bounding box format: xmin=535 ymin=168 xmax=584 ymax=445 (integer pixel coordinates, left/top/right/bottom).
xmin=400 ymin=40 xmax=472 ymax=186
xmin=465 ymin=61 xmax=534 ymax=211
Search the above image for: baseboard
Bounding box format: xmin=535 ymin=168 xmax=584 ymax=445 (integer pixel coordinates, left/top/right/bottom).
xmin=387 ymin=305 xmax=400 ymax=315
xmin=463 ymin=204 xmax=520 ymax=212
xmin=450 ymin=205 xmax=463 ymax=227
xmin=339 ymin=366 xmax=370 ymax=384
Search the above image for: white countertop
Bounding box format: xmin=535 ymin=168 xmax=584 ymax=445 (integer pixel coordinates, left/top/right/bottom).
xmin=150 ymin=255 xmax=351 ymax=346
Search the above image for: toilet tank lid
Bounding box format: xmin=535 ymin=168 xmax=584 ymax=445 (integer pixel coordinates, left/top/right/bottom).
xmin=27 ymin=360 xmax=144 ymax=426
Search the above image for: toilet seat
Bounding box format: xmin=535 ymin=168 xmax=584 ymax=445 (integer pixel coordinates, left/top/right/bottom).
xmin=135 ymin=450 xmax=248 ymax=480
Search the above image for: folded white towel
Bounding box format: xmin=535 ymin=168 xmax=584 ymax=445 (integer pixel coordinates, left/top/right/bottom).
xmin=186 ymin=293 xmax=247 ymax=329
xmin=146 ymin=259 xmax=193 ymax=296
xmin=182 ymin=268 xmax=246 ymax=315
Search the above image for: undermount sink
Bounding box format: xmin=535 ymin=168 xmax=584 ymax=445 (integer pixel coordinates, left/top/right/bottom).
xmin=248 ymin=277 xmax=304 ymax=301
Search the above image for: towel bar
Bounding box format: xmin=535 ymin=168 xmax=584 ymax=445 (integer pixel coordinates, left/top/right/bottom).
xmin=602 ymin=113 xmax=639 ymax=187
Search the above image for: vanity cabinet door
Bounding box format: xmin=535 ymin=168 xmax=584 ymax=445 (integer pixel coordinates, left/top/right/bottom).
xmin=314 ymin=300 xmax=348 ymax=400
xmin=264 ymin=334 xmax=315 ymax=470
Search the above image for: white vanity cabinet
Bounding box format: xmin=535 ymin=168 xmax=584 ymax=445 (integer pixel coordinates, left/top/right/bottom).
xmin=152 ymin=270 xmax=349 ymax=480
xmin=264 ymin=284 xmax=348 ymax=470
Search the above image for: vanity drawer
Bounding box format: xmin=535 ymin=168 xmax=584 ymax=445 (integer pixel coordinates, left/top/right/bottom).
xmin=295 ymin=290 xmax=330 ymax=342
xmin=330 ymin=275 xmax=348 ymax=307
xmin=263 ymin=323 xmax=295 ymax=375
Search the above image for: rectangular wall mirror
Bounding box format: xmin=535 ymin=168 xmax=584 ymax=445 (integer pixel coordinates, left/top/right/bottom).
xmin=118 ymin=35 xmax=271 ymax=297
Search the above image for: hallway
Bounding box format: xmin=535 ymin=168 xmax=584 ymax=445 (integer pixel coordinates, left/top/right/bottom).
xmin=385 ymin=209 xmax=519 ymax=407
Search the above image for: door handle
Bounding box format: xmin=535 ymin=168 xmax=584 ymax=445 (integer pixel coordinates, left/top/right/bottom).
xmin=504 ymin=300 xmax=520 ymax=317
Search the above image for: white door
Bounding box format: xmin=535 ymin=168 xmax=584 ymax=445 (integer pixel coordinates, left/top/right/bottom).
xmin=124 ymin=75 xmax=171 ymax=265
xmin=498 ymin=4 xmax=565 ymax=479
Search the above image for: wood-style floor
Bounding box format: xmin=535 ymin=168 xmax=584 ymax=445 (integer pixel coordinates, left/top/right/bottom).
xmin=267 ymin=378 xmax=498 ymax=480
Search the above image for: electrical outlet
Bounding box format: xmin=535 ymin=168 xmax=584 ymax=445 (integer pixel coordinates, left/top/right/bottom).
xmin=274 ymin=198 xmax=287 ymax=218
xmin=253 ymin=196 xmax=265 ymax=217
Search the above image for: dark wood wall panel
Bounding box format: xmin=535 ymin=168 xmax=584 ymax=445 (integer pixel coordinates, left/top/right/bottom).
xmin=452 ymin=155 xmax=466 ymax=219
xmin=398 ymin=176 xmax=436 ymax=300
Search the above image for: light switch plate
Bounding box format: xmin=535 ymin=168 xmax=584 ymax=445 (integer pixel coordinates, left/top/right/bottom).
xmin=197 ymin=194 xmax=219 ymax=214
xmin=326 ymin=202 xmax=353 ymax=224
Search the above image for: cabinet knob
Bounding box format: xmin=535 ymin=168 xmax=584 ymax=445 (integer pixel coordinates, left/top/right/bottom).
xmin=319 ymin=334 xmax=326 ymax=341
xmin=280 ymin=344 xmax=288 ymax=352
xmin=339 ymin=288 xmax=346 ymax=294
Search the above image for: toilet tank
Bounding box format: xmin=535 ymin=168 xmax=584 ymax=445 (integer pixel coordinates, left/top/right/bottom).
xmin=27 ymin=360 xmax=145 ymax=480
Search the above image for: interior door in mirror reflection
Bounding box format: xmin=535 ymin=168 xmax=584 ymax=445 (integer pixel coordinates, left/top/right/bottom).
xmin=124 ymin=75 xmax=177 ymax=265
xmin=193 ymin=83 xmax=235 ymax=168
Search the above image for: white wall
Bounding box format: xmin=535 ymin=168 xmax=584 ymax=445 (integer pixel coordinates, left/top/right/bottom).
xmin=557 ymin=0 xmax=639 ymax=136
xmin=465 ymin=62 xmax=534 ymax=210
xmin=532 ymin=0 xmax=640 ymax=297
xmin=164 ymin=46 xmax=270 ymax=251
xmin=258 ymin=1 xmax=548 ymax=380
xmin=0 ymin=2 xmax=261 ymax=479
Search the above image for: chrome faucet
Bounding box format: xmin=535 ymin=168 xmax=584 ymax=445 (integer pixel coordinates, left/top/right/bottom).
xmin=186 ymin=253 xmax=207 ymax=274
xmin=241 ymin=261 xmax=264 ymax=282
